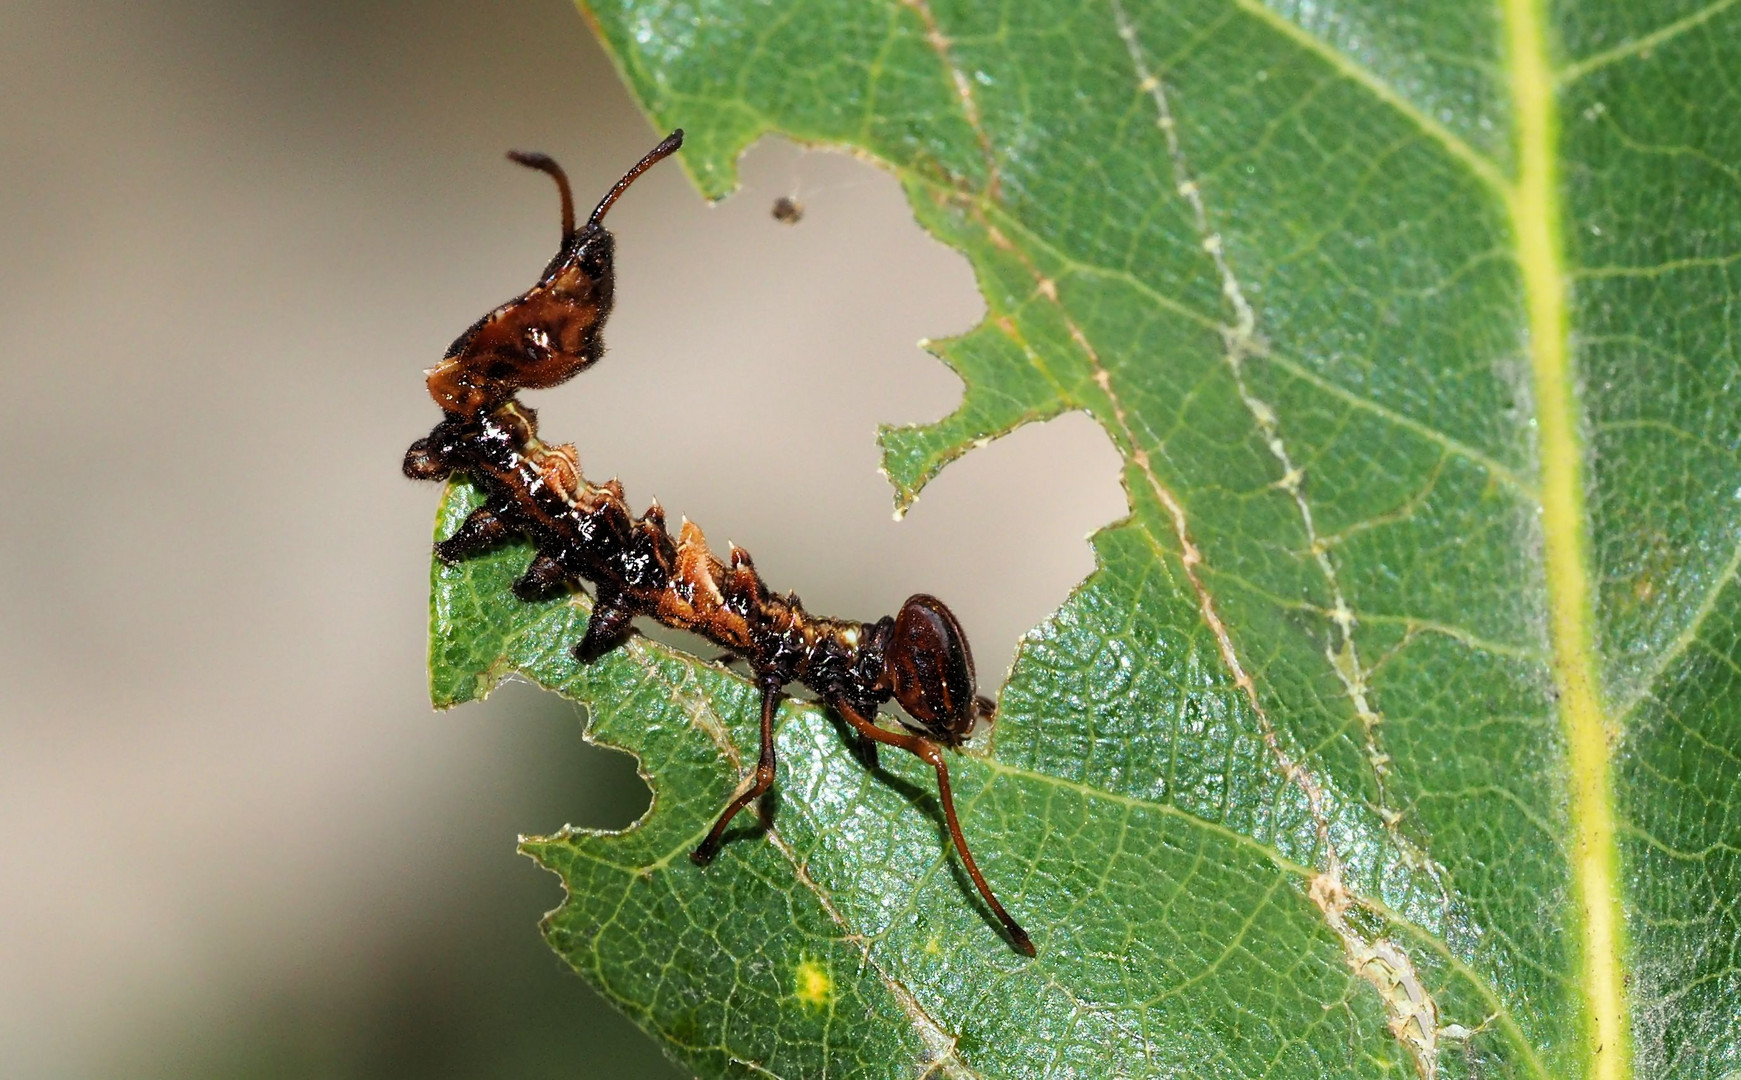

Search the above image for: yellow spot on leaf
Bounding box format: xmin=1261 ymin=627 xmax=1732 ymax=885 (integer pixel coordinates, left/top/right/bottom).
xmin=795 ymin=958 xmax=832 ymax=1009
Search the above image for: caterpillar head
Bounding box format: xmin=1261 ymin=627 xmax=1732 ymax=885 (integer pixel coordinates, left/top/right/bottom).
xmin=882 ymin=594 xmax=996 ymax=745
xmin=425 ymin=130 xmax=684 ymax=419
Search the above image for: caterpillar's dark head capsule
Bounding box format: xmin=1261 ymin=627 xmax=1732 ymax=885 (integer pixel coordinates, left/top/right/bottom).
xmin=424 ymin=131 xmax=683 ymax=419
xmin=884 ymin=594 xmax=988 ymax=745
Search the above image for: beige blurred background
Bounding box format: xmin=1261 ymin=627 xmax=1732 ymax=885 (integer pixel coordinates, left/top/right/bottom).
xmin=0 ymin=1 xmax=1125 ymax=1076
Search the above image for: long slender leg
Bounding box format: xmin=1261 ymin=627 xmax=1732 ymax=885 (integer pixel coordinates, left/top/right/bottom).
xmin=831 ymin=698 xmax=1035 ymax=956
xmin=690 ymin=680 xmax=781 ymax=865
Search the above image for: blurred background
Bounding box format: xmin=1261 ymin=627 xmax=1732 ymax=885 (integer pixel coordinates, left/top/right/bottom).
xmin=0 ymin=1 xmax=1124 ymax=1076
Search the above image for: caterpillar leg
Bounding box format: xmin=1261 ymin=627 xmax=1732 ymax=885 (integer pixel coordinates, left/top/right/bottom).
xmin=513 ymin=552 xmax=570 ymax=601
xmin=572 ymin=587 xmax=635 ymax=662
xmin=435 ymin=505 xmax=510 ymax=563
xmin=830 ymin=698 xmax=1035 ymax=957
xmin=402 ymin=435 xmax=452 ymax=481
xmin=691 ymin=681 xmax=781 ymax=865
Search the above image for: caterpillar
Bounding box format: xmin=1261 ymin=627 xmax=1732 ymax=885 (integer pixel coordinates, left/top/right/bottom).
xmin=403 ymin=131 xmax=1034 ymax=956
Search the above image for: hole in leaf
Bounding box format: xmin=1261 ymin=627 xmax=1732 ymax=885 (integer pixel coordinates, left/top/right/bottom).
xmin=537 ymin=136 xmax=1127 ymax=683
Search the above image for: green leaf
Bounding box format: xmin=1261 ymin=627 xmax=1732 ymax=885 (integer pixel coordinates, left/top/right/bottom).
xmin=428 ymin=1 xmax=1741 ymax=1075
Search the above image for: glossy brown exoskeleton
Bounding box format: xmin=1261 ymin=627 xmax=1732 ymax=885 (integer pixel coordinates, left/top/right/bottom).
xmin=404 ymin=131 xmax=1034 ymax=956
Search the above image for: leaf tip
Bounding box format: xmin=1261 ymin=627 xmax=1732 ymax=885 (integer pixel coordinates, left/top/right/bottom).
xmin=876 ymin=424 xmax=939 ymax=516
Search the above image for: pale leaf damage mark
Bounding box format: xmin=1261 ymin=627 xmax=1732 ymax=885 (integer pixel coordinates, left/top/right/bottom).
xmin=1312 ymin=874 xmax=1442 ymax=1079
xmin=1111 ymin=2 xmax=1450 ymax=1072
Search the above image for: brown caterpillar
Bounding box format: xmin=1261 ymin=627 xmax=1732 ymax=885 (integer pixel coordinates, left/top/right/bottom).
xmin=403 ymin=131 xmax=1033 ymax=956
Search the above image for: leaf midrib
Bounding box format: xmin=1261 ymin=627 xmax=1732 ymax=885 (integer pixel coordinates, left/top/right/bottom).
xmin=1501 ymin=0 xmax=1628 ymax=1076
xmin=1243 ymin=0 xmax=1634 ymax=1068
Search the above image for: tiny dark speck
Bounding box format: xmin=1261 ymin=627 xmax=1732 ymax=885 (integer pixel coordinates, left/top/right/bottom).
xmin=771 ymin=196 xmax=803 ymax=225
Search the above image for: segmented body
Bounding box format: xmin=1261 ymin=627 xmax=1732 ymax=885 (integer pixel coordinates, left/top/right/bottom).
xmin=418 ymin=402 xmax=885 ymax=713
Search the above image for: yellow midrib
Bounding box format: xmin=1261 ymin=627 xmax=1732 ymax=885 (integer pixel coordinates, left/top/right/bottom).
xmin=1502 ymin=1 xmax=1630 ymax=1076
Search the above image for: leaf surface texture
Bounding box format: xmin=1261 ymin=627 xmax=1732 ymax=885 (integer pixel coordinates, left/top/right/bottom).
xmin=428 ymin=1 xmax=1741 ymax=1075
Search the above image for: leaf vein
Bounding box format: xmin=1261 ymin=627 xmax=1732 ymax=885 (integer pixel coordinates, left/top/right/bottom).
xmin=896 ymin=0 xmax=1001 ymax=198
xmin=1611 ymin=477 xmax=1741 ymax=726
xmin=1221 ymin=0 xmax=1509 ymax=194
xmin=1558 ymin=0 xmax=1741 ymax=84
xmin=956 ymin=192 xmax=1537 ymax=495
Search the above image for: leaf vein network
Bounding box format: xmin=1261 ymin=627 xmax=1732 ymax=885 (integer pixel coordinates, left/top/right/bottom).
xmin=956 ymin=189 xmax=1538 ymax=496
xmin=633 ymin=651 xmax=988 ymax=1080
xmin=1113 ymin=0 xmax=1448 ymax=915
xmin=1219 ymin=0 xmax=1509 ymax=193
